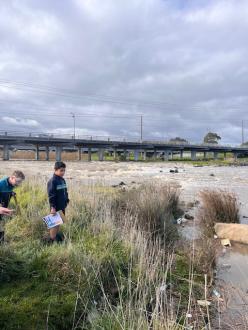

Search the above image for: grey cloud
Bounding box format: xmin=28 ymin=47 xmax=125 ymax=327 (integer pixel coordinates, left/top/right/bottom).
xmin=0 ymin=0 xmax=247 ymax=144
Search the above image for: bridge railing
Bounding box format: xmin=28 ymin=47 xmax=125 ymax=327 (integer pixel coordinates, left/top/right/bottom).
xmin=0 ymin=130 xmax=142 ymax=142
xmin=0 ymin=130 xmax=246 ymax=148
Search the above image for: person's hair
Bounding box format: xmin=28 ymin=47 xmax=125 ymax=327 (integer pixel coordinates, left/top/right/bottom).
xmin=54 ymin=161 xmax=66 ymax=170
xmin=12 ymin=170 xmax=25 ymax=180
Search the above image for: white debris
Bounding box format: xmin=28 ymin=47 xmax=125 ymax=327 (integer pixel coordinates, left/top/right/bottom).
xmin=197 ymin=300 xmax=211 ymax=307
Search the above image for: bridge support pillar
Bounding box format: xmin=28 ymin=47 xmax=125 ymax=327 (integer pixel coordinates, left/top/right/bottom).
xmin=3 ymin=144 xmax=9 ymax=161
xmin=224 ymin=152 xmax=227 ymax=160
xmin=180 ymin=150 xmax=183 ymax=159
xmin=88 ymin=148 xmax=92 ymax=161
xmin=191 ymin=150 xmax=197 ymax=161
xmin=56 ymin=146 xmax=62 ymax=162
xmin=113 ymin=148 xmax=117 ymax=161
xmin=164 ymin=150 xmax=170 ymax=161
xmin=203 ymin=151 xmax=207 ymax=160
xmin=233 ymin=152 xmax=238 ymax=161
xmin=35 ymin=145 xmax=40 ymax=161
xmin=45 ymin=146 xmax=49 ymax=161
xmin=78 ymin=147 xmax=82 ymax=161
xmin=214 ymin=152 xmax=218 ymax=160
xmin=143 ymin=150 xmax=147 ymax=161
xmin=98 ymin=149 xmax=104 ymax=161
xmin=134 ymin=150 xmax=139 ymax=161
xmin=123 ymin=149 xmax=128 ymax=160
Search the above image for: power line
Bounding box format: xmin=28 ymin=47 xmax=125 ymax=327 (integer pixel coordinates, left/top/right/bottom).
xmin=1 ymin=78 xmax=248 ymax=112
xmin=0 ymin=79 xmax=181 ymax=108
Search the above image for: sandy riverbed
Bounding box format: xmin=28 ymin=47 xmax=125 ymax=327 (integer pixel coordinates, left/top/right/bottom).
xmin=1 ymin=160 xmax=248 ymax=210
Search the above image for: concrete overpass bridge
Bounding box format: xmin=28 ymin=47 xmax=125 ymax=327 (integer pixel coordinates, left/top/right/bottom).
xmin=0 ymin=131 xmax=247 ymax=161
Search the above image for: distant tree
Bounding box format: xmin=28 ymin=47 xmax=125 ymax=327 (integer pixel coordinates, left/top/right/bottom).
xmin=169 ymin=137 xmax=188 ymax=144
xmin=241 ymin=141 xmax=248 ymax=147
xmin=203 ymin=132 xmax=221 ymax=144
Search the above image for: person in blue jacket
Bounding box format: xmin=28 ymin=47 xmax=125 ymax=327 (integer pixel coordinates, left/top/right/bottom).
xmin=47 ymin=161 xmax=69 ymax=242
xmin=0 ymin=170 xmax=25 ymax=242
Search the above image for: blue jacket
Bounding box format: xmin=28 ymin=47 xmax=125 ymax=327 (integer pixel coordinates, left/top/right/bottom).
xmin=47 ymin=174 xmax=69 ymax=212
xmin=0 ymin=176 xmax=15 ymax=208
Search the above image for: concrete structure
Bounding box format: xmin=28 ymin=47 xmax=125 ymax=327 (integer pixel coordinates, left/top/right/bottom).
xmin=56 ymin=146 xmax=62 ymax=162
xmin=134 ymin=150 xmax=139 ymax=161
xmin=1 ymin=132 xmax=248 ymax=162
xmin=191 ymin=150 xmax=197 ymax=161
xmin=214 ymin=151 xmax=218 ymax=160
xmin=78 ymin=147 xmax=82 ymax=161
xmin=45 ymin=146 xmax=49 ymax=161
xmin=164 ymin=150 xmax=170 ymax=161
xmin=98 ymin=149 xmax=104 ymax=161
xmin=3 ymin=144 xmax=9 ymax=161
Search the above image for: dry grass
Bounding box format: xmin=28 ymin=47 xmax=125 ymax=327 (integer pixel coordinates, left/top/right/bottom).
xmin=112 ymin=183 xmax=181 ymax=245
xmin=0 ymin=178 xmax=214 ymax=329
xmin=198 ymin=190 xmax=240 ymax=237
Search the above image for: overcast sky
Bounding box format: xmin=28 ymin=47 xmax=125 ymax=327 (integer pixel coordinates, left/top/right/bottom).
xmin=0 ymin=0 xmax=248 ymax=144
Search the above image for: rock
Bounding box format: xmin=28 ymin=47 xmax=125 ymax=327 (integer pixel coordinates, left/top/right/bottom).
xmin=184 ymin=214 xmax=194 ymax=220
xmin=215 ymin=223 xmax=248 ymax=245
xmin=221 ymin=239 xmax=231 ymax=247
xmin=221 ymin=264 xmax=231 ymax=270
xmin=243 ymin=215 xmax=248 ymax=219
xmin=160 ymin=170 xmax=163 ymax=173
xmin=119 ymin=181 xmax=126 ymax=186
xmin=170 ymin=168 xmax=178 ymax=173
xmin=210 ymin=173 xmax=215 ymax=177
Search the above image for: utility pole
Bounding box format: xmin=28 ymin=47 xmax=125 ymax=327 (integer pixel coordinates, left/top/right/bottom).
xmin=140 ymin=114 xmax=143 ymax=142
xmin=70 ymin=112 xmax=76 ymax=140
xmin=242 ymin=120 xmax=244 ymax=145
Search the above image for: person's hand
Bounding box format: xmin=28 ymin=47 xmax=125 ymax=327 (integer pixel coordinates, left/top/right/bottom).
xmin=0 ymin=207 xmax=13 ymax=216
xmin=50 ymin=207 xmax=56 ymax=215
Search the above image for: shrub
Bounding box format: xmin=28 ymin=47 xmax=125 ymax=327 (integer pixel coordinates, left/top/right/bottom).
xmin=112 ymin=183 xmax=180 ymax=245
xmin=198 ymin=190 xmax=240 ymax=237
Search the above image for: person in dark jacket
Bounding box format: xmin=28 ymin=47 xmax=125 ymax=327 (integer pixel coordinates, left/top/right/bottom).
xmin=47 ymin=161 xmax=69 ymax=242
xmin=0 ymin=170 xmax=25 ymax=243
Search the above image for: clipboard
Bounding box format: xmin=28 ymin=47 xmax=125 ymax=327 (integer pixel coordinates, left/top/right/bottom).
xmin=43 ymin=211 xmax=66 ymax=229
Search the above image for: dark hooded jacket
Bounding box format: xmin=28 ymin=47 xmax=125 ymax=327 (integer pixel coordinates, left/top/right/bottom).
xmin=47 ymin=174 xmax=69 ymax=212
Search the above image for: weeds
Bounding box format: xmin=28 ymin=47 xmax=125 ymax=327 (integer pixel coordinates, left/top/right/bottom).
xmin=198 ymin=190 xmax=240 ymax=237
xmin=0 ymin=179 xmax=214 ymax=329
xmin=112 ymin=183 xmax=181 ymax=246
